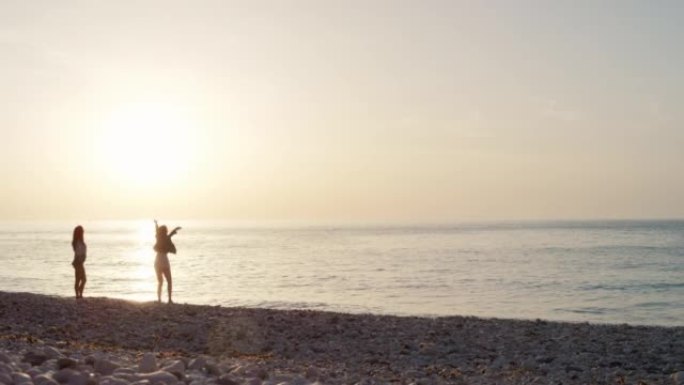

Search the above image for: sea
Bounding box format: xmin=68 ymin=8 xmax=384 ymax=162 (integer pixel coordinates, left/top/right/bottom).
xmin=0 ymin=220 xmax=682 ymax=326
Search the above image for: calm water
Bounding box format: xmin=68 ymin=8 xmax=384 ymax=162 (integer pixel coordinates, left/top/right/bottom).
xmin=0 ymin=220 xmax=682 ymax=326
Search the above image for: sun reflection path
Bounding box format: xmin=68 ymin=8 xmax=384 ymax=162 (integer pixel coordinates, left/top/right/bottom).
xmin=119 ymin=221 xmax=157 ymax=302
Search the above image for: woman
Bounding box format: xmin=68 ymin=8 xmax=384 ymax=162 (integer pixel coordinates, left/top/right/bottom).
xmin=154 ymin=219 xmax=181 ymax=303
xmin=71 ymin=225 xmax=87 ymax=299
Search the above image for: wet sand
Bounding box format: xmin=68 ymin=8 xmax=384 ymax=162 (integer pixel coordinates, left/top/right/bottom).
xmin=0 ymin=291 xmax=682 ymax=384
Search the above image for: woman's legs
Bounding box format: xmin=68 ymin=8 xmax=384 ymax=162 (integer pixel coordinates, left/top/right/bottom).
xmin=74 ymin=265 xmax=86 ymax=298
xmin=155 ymin=264 xmax=164 ymax=303
xmin=78 ymin=268 xmax=86 ymax=298
xmin=162 ymin=267 xmax=172 ymax=303
xmin=74 ymin=268 xmax=80 ymax=298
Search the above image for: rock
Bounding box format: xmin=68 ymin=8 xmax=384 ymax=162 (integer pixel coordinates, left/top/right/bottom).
xmin=535 ymin=356 xmax=554 ymax=364
xmin=0 ymin=363 xmax=13 ymax=374
xmin=267 ymin=375 xmax=293 ymax=384
xmin=247 ymin=367 xmax=267 ymax=381
xmin=54 ymin=369 xmax=78 ymax=384
xmin=673 ymin=371 xmax=684 ymax=385
xmin=136 ymin=371 xmax=178 ymax=385
xmin=57 ymin=359 xmax=78 ymax=370
xmin=26 ymin=368 xmax=43 ymax=379
xmin=23 ymin=351 xmax=48 ymax=366
xmin=139 ymin=354 xmax=157 ymax=374
xmin=521 ymin=357 xmax=536 ymax=370
xmin=161 ymin=361 xmax=185 ymax=377
xmin=129 ymin=381 xmax=151 ymax=385
xmin=95 ymin=359 xmax=120 ymax=375
xmin=216 ymin=375 xmax=240 ymax=385
xmin=34 ymin=374 xmax=59 ymax=385
xmin=12 ymin=372 xmax=33 ymax=384
xmin=112 ymin=369 xmax=136 ymax=376
xmin=244 ymin=378 xmax=261 ymax=385
xmin=489 ymin=356 xmax=507 ymax=371
xmin=184 ymin=373 xmax=206 ymax=384
xmin=204 ymin=363 xmax=220 ymax=377
xmin=100 ymin=376 xmax=131 ymax=385
xmin=287 ymin=376 xmax=308 ymax=385
xmin=187 ymin=358 xmax=206 ymax=372
xmin=67 ymin=372 xmax=89 ymax=385
xmin=305 ymin=367 xmax=319 ymax=380
xmin=40 ymin=359 xmax=57 ymax=371
xmin=0 ymin=372 xmax=12 ymax=385
xmin=0 ymin=353 xmax=11 ymax=364
xmin=112 ymin=374 xmax=137 ymax=383
xmin=43 ymin=347 xmax=62 ymax=360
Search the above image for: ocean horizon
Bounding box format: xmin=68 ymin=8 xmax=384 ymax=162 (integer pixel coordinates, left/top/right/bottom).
xmin=1 ymin=219 xmax=682 ymax=326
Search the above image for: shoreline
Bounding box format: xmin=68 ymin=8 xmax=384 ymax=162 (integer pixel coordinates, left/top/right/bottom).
xmin=0 ymin=291 xmax=682 ymax=384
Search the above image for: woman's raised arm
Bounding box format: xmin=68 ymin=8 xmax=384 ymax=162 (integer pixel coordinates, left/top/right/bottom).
xmin=170 ymin=226 xmax=182 ymax=237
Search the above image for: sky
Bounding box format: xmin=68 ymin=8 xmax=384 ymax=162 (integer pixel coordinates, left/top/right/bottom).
xmin=1 ymin=1 xmax=684 ymax=222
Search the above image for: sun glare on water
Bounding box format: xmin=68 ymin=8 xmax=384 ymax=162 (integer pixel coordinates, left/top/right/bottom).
xmin=97 ymin=102 xmax=197 ymax=188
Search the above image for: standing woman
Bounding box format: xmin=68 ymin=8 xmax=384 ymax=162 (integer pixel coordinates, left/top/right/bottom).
xmin=71 ymin=225 xmax=87 ymax=299
xmin=154 ymin=219 xmax=181 ymax=303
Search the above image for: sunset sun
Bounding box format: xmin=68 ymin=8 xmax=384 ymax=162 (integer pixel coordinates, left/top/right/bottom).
xmin=97 ymin=102 xmax=197 ymax=187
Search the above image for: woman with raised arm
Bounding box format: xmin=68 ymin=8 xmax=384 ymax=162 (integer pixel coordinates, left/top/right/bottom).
xmin=71 ymin=225 xmax=87 ymax=299
xmin=154 ymin=219 xmax=181 ymax=303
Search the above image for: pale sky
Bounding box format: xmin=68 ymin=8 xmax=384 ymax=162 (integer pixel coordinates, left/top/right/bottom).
xmin=1 ymin=1 xmax=683 ymax=222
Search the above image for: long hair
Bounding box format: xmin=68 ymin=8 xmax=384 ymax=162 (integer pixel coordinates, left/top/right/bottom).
xmin=154 ymin=224 xmax=177 ymax=254
xmin=72 ymin=225 xmax=84 ymax=248
xmin=156 ymin=225 xmax=168 ymax=240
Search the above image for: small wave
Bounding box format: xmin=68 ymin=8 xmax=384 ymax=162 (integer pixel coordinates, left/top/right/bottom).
xmin=580 ymin=282 xmax=684 ymax=292
xmin=649 ymin=282 xmax=684 ymax=290
xmin=632 ymin=301 xmax=673 ymax=308
xmin=556 ymin=307 xmax=607 ymax=315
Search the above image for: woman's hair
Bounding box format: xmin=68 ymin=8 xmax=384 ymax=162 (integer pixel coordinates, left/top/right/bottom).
xmin=72 ymin=225 xmax=84 ymax=247
xmin=157 ymin=225 xmax=168 ymax=237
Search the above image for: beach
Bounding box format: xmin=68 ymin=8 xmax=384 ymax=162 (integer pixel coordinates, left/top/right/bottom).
xmin=0 ymin=292 xmax=682 ymax=385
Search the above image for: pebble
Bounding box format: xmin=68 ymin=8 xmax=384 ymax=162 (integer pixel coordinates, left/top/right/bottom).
xmin=216 ymin=374 xmax=239 ymax=385
xmin=673 ymin=371 xmax=684 ymax=385
xmin=95 ymin=360 xmax=120 ymax=376
xmin=136 ymin=371 xmax=179 ymax=385
xmin=187 ymin=358 xmax=205 ymax=372
xmin=0 ymin=363 xmax=13 ymax=374
xmin=129 ymin=380 xmax=150 ymax=385
xmin=0 ymin=291 xmax=682 ymax=385
xmin=0 ymin=353 xmax=11 ymax=364
xmin=204 ymin=363 xmax=220 ymax=377
xmin=43 ymin=348 xmax=62 ymax=360
xmin=34 ymin=374 xmax=60 ymax=385
xmin=112 ymin=369 xmax=135 ymax=376
xmin=27 ymin=368 xmax=44 ymax=379
xmin=54 ymin=369 xmax=79 ymax=384
xmin=12 ymin=372 xmax=33 ymax=384
xmin=66 ymin=372 xmax=89 ymax=385
xmin=23 ymin=351 xmax=48 ymax=367
xmin=57 ymin=359 xmax=78 ymax=370
xmin=489 ymin=357 xmax=506 ymax=371
xmin=160 ymin=361 xmax=184 ymax=376
xmin=0 ymin=372 xmax=12 ymax=384
xmin=100 ymin=376 xmax=131 ymax=385
xmin=244 ymin=378 xmax=261 ymax=385
xmin=138 ymin=355 xmax=157 ymax=374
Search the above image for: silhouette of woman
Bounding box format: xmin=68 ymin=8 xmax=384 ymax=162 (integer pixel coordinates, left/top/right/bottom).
xmin=71 ymin=226 xmax=87 ymax=299
xmin=154 ymin=219 xmax=181 ymax=303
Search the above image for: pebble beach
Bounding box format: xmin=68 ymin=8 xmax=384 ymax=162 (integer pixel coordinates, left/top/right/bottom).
xmin=0 ymin=292 xmax=682 ymax=385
